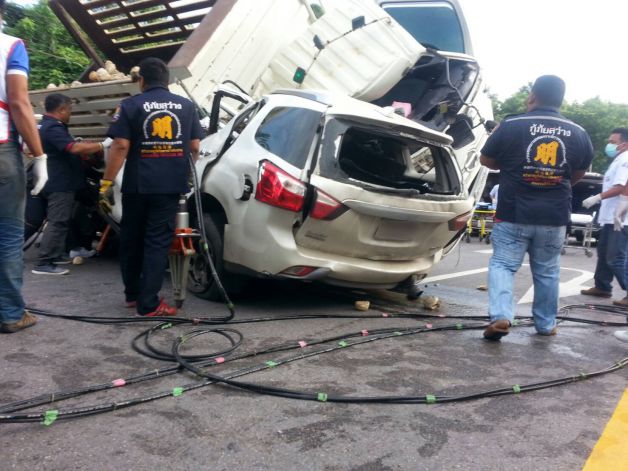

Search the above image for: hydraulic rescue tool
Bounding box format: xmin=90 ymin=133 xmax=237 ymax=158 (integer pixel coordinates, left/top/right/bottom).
xmin=167 ymin=153 xmax=235 ymax=315
xmin=168 ymin=197 xmax=200 ymax=308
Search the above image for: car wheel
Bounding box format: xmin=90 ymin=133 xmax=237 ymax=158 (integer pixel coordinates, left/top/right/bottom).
xmin=187 ymin=214 xmax=246 ymax=301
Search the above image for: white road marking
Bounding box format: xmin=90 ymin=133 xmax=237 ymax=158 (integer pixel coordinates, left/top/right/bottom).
xmin=474 ymin=249 xmax=494 ymax=254
xmin=423 ymin=267 xmax=489 ymax=283
xmin=423 ymin=264 xmax=594 ymax=305
xmin=517 ymin=267 xmax=594 ymax=304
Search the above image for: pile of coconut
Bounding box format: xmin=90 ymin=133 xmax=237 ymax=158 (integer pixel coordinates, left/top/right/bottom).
xmin=46 ymin=61 xmax=140 ymax=89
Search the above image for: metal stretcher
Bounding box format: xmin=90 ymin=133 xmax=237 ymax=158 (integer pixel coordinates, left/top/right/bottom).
xmin=465 ymin=203 xmax=496 ymax=244
xmin=562 ymin=212 xmax=597 ymax=257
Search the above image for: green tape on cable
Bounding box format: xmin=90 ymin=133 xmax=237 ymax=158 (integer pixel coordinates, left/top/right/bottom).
xmin=42 ymin=409 xmax=59 ymax=426
xmin=317 ymin=392 xmax=328 ymax=402
xmin=512 ymin=384 xmax=521 ymax=394
xmin=456 ymin=323 xmax=463 ymax=330
xmin=172 ymin=387 xmax=184 ymax=397
xmin=425 ymin=394 xmax=437 ymax=404
xmin=579 ymin=372 xmax=587 ymax=380
xmin=265 ymin=360 xmax=278 ymax=368
xmin=160 ymin=322 xmax=173 ymax=330
xmin=512 ymin=320 xmax=519 ymax=326
xmin=338 ymin=340 xmax=348 ymax=347
xmin=394 ymin=331 xmax=403 ymax=336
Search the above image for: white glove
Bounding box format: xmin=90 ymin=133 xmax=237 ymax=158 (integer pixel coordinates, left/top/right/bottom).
xmin=31 ymin=154 xmax=48 ymax=196
xmin=614 ymin=195 xmax=628 ymax=231
xmin=101 ymin=137 xmax=113 ymax=149
xmin=582 ymin=193 xmax=602 ymax=209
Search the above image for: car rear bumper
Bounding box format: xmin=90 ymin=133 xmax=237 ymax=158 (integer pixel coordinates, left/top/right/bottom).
xmin=224 ymin=222 xmax=441 ymax=288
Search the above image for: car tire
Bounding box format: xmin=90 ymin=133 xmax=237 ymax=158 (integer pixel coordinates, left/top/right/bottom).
xmin=188 ymin=213 xmax=247 ymax=301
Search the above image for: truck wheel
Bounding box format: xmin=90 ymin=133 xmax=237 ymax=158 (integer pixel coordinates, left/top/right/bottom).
xmin=187 ymin=214 xmax=246 ymax=301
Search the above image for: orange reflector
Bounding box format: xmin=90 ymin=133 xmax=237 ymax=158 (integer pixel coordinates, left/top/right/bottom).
xmin=448 ymin=211 xmax=472 ymax=231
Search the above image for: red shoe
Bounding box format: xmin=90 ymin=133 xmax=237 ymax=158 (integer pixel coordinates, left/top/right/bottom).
xmin=143 ymin=299 xmax=177 ymax=317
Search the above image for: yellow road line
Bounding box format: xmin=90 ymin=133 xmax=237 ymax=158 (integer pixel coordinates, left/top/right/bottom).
xmin=582 ymin=388 xmax=628 ymax=471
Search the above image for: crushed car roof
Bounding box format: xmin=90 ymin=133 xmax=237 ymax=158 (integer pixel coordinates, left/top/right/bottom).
xmin=272 ymin=89 xmax=453 ymax=145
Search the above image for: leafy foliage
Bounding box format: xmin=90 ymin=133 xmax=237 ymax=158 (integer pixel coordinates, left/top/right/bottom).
xmin=492 ymin=87 xmax=628 ymax=173
xmin=4 ymin=1 xmax=90 ymax=90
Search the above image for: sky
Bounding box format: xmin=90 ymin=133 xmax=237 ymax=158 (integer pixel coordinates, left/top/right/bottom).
xmin=460 ymin=0 xmax=627 ymax=104
xmin=10 ymin=0 xmax=628 ymax=104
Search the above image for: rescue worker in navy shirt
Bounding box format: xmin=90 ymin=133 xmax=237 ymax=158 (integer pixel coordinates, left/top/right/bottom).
xmin=33 ymin=93 xmax=112 ymax=275
xmin=101 ymin=57 xmax=203 ymax=316
xmin=479 ymin=75 xmax=594 ymax=341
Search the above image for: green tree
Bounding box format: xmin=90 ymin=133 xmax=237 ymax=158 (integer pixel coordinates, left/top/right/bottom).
xmin=562 ymin=98 xmax=628 ymax=173
xmin=492 ymin=84 xmax=531 ymax=122
xmin=4 ymin=1 xmax=89 ymax=90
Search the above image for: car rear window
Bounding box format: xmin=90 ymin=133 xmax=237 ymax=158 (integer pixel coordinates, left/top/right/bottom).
xmin=381 ymin=1 xmax=465 ymax=53
xmin=336 ymin=127 xmax=458 ymax=194
xmin=255 ymin=107 xmax=322 ymax=168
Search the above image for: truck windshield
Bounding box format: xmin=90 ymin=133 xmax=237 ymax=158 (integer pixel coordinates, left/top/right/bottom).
xmin=381 ymin=1 xmax=465 ymax=53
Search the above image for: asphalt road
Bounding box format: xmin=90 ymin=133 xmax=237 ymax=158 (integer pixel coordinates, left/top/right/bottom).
xmin=1 ymin=237 xmax=626 ymax=471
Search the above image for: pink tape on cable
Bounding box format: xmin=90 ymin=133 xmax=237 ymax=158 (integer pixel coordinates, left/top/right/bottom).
xmin=361 ymin=330 xmax=369 ymax=336
xmin=426 ymin=323 xmax=433 ymax=329
xmin=382 ymin=313 xmax=389 ymax=318
xmin=215 ymin=357 xmax=225 ymax=364
xmin=298 ymin=341 xmax=308 ymax=348
xmin=438 ymin=314 xmax=446 ymax=318
xmin=112 ymin=379 xmax=126 ymax=387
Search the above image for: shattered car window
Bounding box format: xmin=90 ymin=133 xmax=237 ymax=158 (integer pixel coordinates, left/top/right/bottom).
xmin=255 ymin=107 xmax=322 ymax=169
xmin=322 ymin=123 xmax=459 ymax=195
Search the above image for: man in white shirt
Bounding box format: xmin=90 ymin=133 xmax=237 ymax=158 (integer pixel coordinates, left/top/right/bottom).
xmin=489 ymin=183 xmax=499 ymax=209
xmin=609 ymin=129 xmax=628 ymax=343
xmin=581 ymin=128 xmax=628 ymax=299
xmin=0 ymin=0 xmax=48 ymax=333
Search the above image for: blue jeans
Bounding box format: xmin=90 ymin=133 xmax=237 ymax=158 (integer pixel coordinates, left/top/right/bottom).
xmin=0 ymin=140 xmax=26 ymax=323
xmin=593 ymin=224 xmax=628 ymax=293
xmin=488 ymin=222 xmax=565 ymax=334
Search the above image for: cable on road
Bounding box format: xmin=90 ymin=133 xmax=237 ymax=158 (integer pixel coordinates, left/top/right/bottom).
xmin=0 ymin=303 xmax=626 ymax=424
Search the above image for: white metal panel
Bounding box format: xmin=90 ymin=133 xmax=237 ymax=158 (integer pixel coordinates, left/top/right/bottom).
xmin=253 ymin=0 xmax=425 ymax=101
xmin=176 ymin=0 xmax=314 ymax=111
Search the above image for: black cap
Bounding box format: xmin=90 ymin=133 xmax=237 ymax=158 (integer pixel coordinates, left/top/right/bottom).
xmin=531 ymin=75 xmax=566 ymax=108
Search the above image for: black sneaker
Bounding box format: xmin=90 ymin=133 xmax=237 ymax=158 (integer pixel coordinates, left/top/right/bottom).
xmin=51 ymin=255 xmax=72 ymax=265
xmin=32 ymin=263 xmax=69 ymax=275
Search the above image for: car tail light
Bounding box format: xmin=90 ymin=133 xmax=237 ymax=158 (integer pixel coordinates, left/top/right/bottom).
xmin=311 ymin=189 xmax=347 ymax=220
xmin=280 ymin=266 xmax=319 ymax=277
xmin=448 ymin=211 xmax=472 ymax=231
xmin=255 ymin=161 xmax=306 ymax=212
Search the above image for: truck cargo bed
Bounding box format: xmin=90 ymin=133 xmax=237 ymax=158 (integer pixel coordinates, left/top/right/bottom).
xmin=29 ymin=79 xmax=139 ymax=139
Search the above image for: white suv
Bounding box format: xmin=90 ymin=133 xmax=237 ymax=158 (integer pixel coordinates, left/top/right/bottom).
xmin=188 ymin=90 xmax=474 ymax=300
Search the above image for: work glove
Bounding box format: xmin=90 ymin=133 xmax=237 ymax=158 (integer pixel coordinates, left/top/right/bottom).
xmin=614 ymin=195 xmax=628 ymax=231
xmin=101 ymin=137 xmax=113 ymax=150
xmin=98 ymin=179 xmax=114 ymax=215
xmin=31 ymin=154 xmax=48 ymax=196
xmin=582 ymin=193 xmax=602 ymax=209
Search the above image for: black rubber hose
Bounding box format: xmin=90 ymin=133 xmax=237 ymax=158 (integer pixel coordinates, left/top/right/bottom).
xmin=188 ymin=152 xmax=235 ymax=321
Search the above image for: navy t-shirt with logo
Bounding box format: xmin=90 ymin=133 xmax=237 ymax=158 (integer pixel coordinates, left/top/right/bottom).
xmin=38 ymin=115 xmax=85 ymax=193
xmin=107 ymin=86 xmax=203 ymax=194
xmin=481 ymin=107 xmax=594 ymax=226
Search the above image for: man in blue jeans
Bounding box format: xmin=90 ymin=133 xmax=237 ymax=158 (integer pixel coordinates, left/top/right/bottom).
xmin=479 ymin=75 xmax=594 ymax=340
xmin=0 ymin=0 xmax=48 ymax=334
